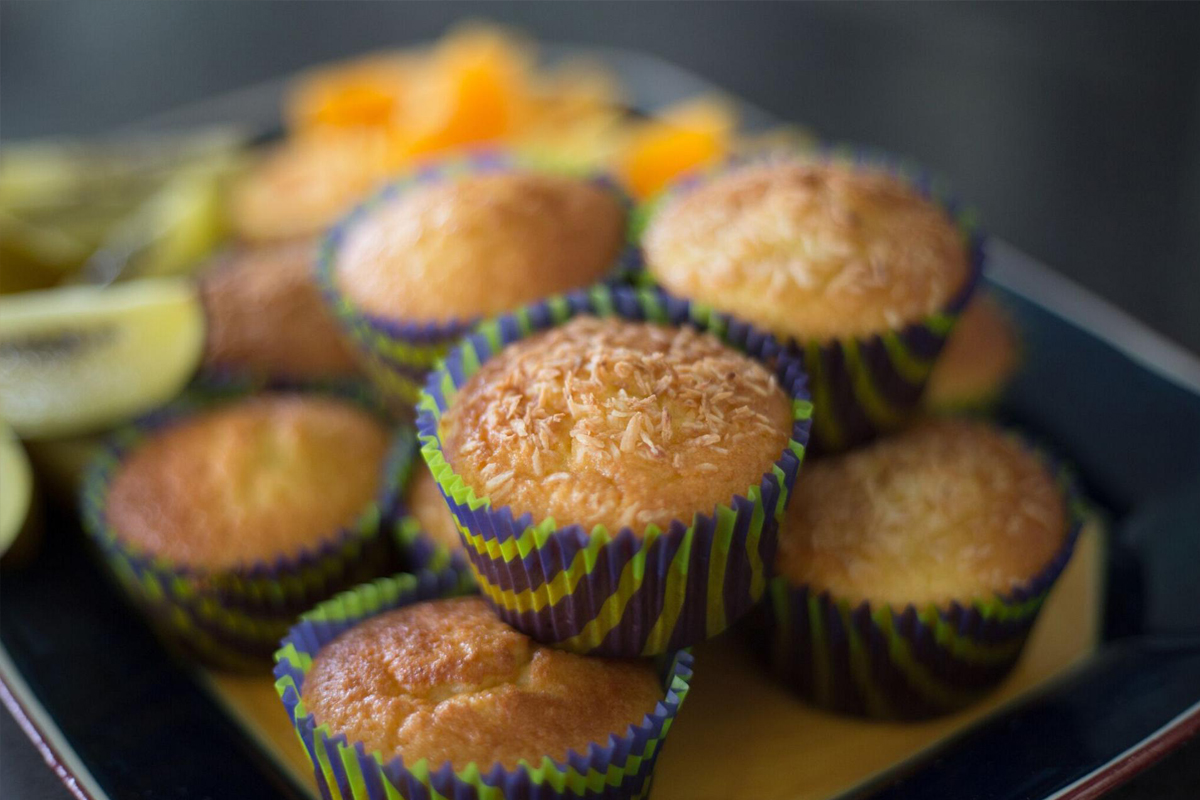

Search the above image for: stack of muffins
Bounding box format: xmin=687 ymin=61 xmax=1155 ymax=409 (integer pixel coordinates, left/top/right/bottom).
xmin=85 ymin=143 xmax=1079 ymax=800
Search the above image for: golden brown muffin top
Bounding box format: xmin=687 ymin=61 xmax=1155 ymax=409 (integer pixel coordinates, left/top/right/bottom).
xmin=106 ymin=396 xmax=389 ymax=571
xmin=439 ymin=316 xmax=793 ymax=534
xmin=776 ymin=419 xmax=1065 ymax=608
xmin=301 ymin=597 xmax=662 ymax=770
xmin=200 ymin=241 xmax=361 ymax=379
xmin=924 ymin=294 xmax=1020 ymax=410
xmin=405 ymin=464 xmax=464 ymax=552
xmin=334 ymin=172 xmax=626 ymax=322
xmin=229 ymin=137 xmax=388 ymax=243
xmin=643 ymin=160 xmax=970 ymax=342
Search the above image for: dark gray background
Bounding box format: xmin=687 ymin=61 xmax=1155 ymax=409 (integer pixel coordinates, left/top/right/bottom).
xmin=3 ymin=1 xmax=1199 ymax=353
xmin=1 ymin=2 xmax=1198 ymax=799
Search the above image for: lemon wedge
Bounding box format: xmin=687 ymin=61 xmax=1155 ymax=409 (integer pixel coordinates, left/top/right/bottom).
xmin=0 ymin=419 xmax=33 ymax=558
xmin=0 ymin=278 xmax=205 ymax=438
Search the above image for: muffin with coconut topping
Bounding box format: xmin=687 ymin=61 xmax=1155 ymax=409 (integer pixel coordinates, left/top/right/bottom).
xmin=757 ymin=417 xmax=1080 ymax=719
xmin=641 ymin=153 xmax=981 ymax=451
xmin=417 ymin=284 xmax=812 ymax=655
xmin=439 ymin=315 xmax=793 ymax=534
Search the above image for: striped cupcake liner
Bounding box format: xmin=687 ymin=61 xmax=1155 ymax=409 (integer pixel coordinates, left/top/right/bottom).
xmin=385 ymin=426 xmax=475 ymax=580
xmin=417 ymin=283 xmax=813 ymax=657
xmin=80 ymin=377 xmax=407 ymax=669
xmin=753 ymin=437 xmax=1087 ymax=720
xmin=634 ymin=144 xmax=986 ymax=453
xmin=315 ymin=149 xmax=643 ymax=413
xmin=274 ymin=570 xmax=694 ymax=800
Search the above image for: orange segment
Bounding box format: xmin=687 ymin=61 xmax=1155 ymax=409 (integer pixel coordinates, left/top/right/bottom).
xmin=619 ymin=98 xmax=737 ymax=199
xmin=287 ymin=54 xmax=410 ymax=133
xmin=400 ymin=27 xmax=533 ymax=157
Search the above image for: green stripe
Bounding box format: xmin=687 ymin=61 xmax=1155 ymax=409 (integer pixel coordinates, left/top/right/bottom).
xmin=705 ymin=506 xmax=736 ymax=637
xmin=805 ymin=339 xmax=842 ymax=450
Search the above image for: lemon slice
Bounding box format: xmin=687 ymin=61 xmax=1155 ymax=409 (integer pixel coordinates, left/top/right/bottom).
xmin=0 ymin=278 xmax=205 ymax=438
xmin=0 ymin=419 xmax=33 ymax=557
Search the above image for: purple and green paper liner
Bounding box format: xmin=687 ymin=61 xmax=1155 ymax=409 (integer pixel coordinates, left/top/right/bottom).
xmin=80 ymin=377 xmax=408 ymax=670
xmin=315 ymin=150 xmax=642 ymax=411
xmin=634 ymin=144 xmax=986 ymax=452
xmin=417 ymin=284 xmax=813 ymax=657
xmin=753 ymin=436 xmax=1086 ymax=720
xmin=273 ymin=570 xmax=694 ymax=800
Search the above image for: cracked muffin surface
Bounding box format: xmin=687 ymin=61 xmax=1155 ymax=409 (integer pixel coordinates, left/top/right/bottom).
xmin=300 ymin=596 xmax=663 ymax=769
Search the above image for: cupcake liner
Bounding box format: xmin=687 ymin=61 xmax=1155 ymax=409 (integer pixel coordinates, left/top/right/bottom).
xmin=753 ymin=436 xmax=1087 ymax=719
xmin=417 ymin=284 xmax=813 ymax=656
xmin=635 ymin=144 xmax=986 ymax=453
xmin=273 ymin=570 xmax=694 ymax=800
xmin=80 ymin=377 xmax=407 ymax=668
xmin=316 ymin=150 xmax=643 ymax=413
xmin=385 ymin=425 xmax=475 ymax=579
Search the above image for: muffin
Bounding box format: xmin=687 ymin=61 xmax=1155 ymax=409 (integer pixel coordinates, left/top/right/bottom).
xmin=229 ymin=134 xmax=391 ymax=244
xmin=82 ymin=386 xmax=404 ymax=668
xmin=418 ymin=283 xmax=812 ymax=656
xmin=199 ymin=240 xmax=360 ymax=379
xmin=276 ymin=573 xmax=693 ymax=800
xmin=399 ymin=461 xmax=471 ymax=572
xmin=758 ymin=418 xmax=1082 ymax=719
xmin=923 ymin=292 xmax=1021 ymax=413
xmin=317 ymin=151 xmax=636 ymax=409
xmin=641 ymin=151 xmax=983 ymax=451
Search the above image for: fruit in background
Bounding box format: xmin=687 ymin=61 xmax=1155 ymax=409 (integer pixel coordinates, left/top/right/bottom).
xmin=618 ymin=98 xmax=737 ymax=199
xmin=0 ymin=419 xmax=35 ymax=561
xmin=0 ymin=211 xmax=94 ymax=293
xmin=400 ymin=26 xmax=533 ymax=156
xmin=0 ymin=131 xmax=243 ymax=287
xmin=0 ymin=278 xmax=205 ymax=439
xmin=287 ymin=52 xmax=412 ymax=133
xmin=79 ymin=160 xmax=233 ymax=284
xmin=924 ymin=293 xmax=1022 ymax=413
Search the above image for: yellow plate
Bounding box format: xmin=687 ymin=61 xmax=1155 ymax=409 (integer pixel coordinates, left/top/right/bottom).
xmin=200 ymin=515 xmax=1105 ymax=800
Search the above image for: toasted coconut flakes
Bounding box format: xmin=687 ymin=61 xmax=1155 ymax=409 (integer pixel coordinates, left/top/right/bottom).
xmin=485 ymin=471 xmax=514 ymax=492
xmin=441 ymin=316 xmax=793 ymax=528
xmin=620 ymin=413 xmax=642 ymax=452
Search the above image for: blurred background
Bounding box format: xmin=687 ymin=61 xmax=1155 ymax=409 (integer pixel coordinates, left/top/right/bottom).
xmin=2 ymin=3 xmax=1199 ymax=799
xmin=3 ymin=1 xmax=1199 ymax=352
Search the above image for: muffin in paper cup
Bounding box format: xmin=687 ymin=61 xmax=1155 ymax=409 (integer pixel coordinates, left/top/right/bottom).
xmin=754 ymin=419 xmax=1085 ymax=719
xmin=637 ymin=145 xmax=986 ymax=452
xmin=417 ymin=283 xmax=813 ymax=657
xmin=80 ymin=377 xmax=407 ymax=670
xmin=922 ymin=291 xmax=1022 ymax=415
xmin=274 ymin=570 xmax=694 ymax=800
xmin=315 ymin=150 xmax=641 ymax=411
xmin=386 ymin=425 xmax=474 ymax=579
